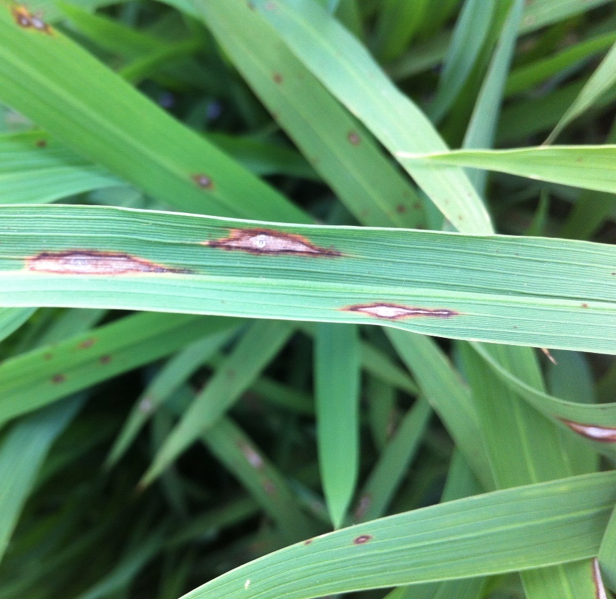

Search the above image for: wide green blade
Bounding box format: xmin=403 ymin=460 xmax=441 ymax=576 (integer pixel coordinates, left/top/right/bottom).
xmin=0 ymin=204 xmax=615 ymax=353
xmin=180 ymin=471 xmax=616 ymax=599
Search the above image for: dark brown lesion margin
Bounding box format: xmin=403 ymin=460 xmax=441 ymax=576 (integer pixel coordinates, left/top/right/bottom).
xmin=343 ymin=302 xmax=460 ymax=320
xmin=12 ymin=5 xmax=53 ymax=35
xmin=560 ymin=418 xmax=616 ymax=443
xmin=203 ymin=228 xmax=342 ymax=257
xmin=26 ymin=250 xmax=190 ymax=275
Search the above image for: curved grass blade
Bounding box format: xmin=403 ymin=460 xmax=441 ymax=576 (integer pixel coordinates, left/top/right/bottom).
xmin=0 ymin=1 xmax=307 ymax=223
xmin=180 ymin=471 xmax=616 ymax=599
xmin=0 ymin=204 xmax=615 ymax=354
xmin=0 ymin=308 xmax=34 ymax=344
xmin=315 ymin=323 xmax=360 ymax=528
xmin=400 ymin=145 xmax=616 ymax=196
xmin=247 ymin=0 xmax=492 ymax=234
xmin=547 ymin=41 xmax=616 ymax=143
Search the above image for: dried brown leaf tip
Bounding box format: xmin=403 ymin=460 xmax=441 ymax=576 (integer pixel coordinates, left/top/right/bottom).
xmin=204 ymin=229 xmax=341 ymax=256
xmin=12 ymin=5 xmax=52 ymax=34
xmin=27 ymin=251 xmax=188 ymax=275
xmin=560 ymin=419 xmax=616 ymax=443
xmin=345 ymin=303 xmax=459 ymax=320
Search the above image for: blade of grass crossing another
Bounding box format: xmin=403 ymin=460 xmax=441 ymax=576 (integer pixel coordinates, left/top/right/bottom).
xmin=0 ymin=1 xmax=308 ymax=223
xmin=0 ymin=308 xmax=34 ymax=344
xmin=247 ymin=0 xmax=493 ymax=234
xmin=181 ymin=471 xmax=616 ymax=599
xmin=141 ymin=320 xmax=295 ymax=486
xmin=196 ymin=0 xmax=426 ymax=229
xmin=315 ymin=323 xmax=360 ymax=528
xmin=202 ymin=416 xmax=317 ymax=543
xmin=0 ymin=395 xmax=83 ymax=563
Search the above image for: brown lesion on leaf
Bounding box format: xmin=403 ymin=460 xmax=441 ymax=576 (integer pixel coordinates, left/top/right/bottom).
xmin=12 ymin=5 xmax=52 ymax=34
xmin=203 ymin=228 xmax=342 ymax=256
xmin=27 ymin=251 xmax=189 ymax=275
xmin=560 ymin=418 xmax=616 ymax=443
xmin=272 ymin=72 xmax=283 ymax=84
xmin=353 ymin=534 xmax=372 ymax=545
xmin=78 ymin=338 xmax=96 ymax=349
xmin=100 ymin=355 xmax=112 ymax=364
xmin=262 ymin=480 xmax=276 ymax=496
xmin=36 ymin=139 xmax=47 ymax=148
xmin=51 ymin=373 xmax=66 ymax=384
xmin=238 ymin=441 xmax=264 ymax=470
xmin=347 ymin=131 xmax=361 ymax=145
xmin=344 ymin=303 xmax=460 ymax=320
xmin=192 ymin=174 xmax=214 ymax=189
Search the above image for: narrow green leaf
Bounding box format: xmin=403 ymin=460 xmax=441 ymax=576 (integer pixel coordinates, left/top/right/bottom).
xmin=548 ymin=41 xmax=616 ymax=142
xmin=196 ymin=0 xmax=426 ymax=228
xmin=0 ymin=395 xmax=82 ymax=563
xmin=142 ymin=320 xmax=294 ymax=486
xmin=181 ymin=471 xmax=616 ymax=599
xmin=0 ymin=1 xmax=307 ymax=223
xmin=248 ymin=0 xmax=492 ymax=234
xmin=202 ymin=417 xmax=316 ymax=543
xmin=106 ymin=326 xmax=238 ymax=467
xmin=401 ymin=145 xmax=616 ymax=196
xmin=429 ymin=0 xmax=496 ymax=123
xmin=315 ymin=323 xmax=360 ymax=528
xmin=0 ymin=308 xmax=34 ymax=344
xmin=355 ymin=398 xmax=431 ymax=523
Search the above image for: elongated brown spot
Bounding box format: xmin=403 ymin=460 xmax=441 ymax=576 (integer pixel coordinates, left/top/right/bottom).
xmin=12 ymin=6 xmax=52 ymax=34
xmin=192 ymin=174 xmax=213 ymax=189
xmin=263 ymin=480 xmax=276 ymax=495
xmin=79 ymin=338 xmax=96 ymax=349
xmin=239 ymin=442 xmax=264 ymax=470
xmin=27 ymin=251 xmax=187 ymax=275
xmin=593 ymin=558 xmax=608 ymax=599
xmin=100 ymin=355 xmax=112 ymax=364
xmin=44 ymin=353 xmax=53 ymax=361
xmin=273 ymin=73 xmax=283 ymax=84
xmin=51 ymin=373 xmax=65 ymax=384
xmin=304 ymin=539 xmax=313 ymax=545
xmin=204 ymin=229 xmax=341 ymax=256
xmin=353 ymin=534 xmax=372 ymax=544
xmin=36 ymin=139 xmax=47 ymax=148
xmin=345 ymin=303 xmax=459 ymax=320
xmin=561 ymin=419 xmax=616 ymax=442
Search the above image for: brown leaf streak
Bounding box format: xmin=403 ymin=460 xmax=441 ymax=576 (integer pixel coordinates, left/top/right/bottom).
xmin=561 ymin=419 xmax=616 ymax=443
xmin=27 ymin=251 xmax=188 ymax=275
xmin=345 ymin=303 xmax=459 ymax=320
xmin=12 ymin=6 xmax=52 ymax=34
xmin=353 ymin=534 xmax=372 ymax=545
xmin=204 ymin=229 xmax=341 ymax=256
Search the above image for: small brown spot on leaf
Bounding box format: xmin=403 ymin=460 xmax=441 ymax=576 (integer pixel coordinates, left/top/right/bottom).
xmin=582 ymin=303 xmax=589 ymax=308
xmin=12 ymin=6 xmax=52 ymax=34
xmin=263 ymin=480 xmax=276 ymax=495
xmin=239 ymin=442 xmax=264 ymax=469
xmin=345 ymin=303 xmax=459 ymax=320
xmin=79 ymin=338 xmax=96 ymax=349
xmin=44 ymin=353 xmax=53 ymax=361
xmin=204 ymin=229 xmax=341 ymax=256
xmin=304 ymin=539 xmax=313 ymax=545
xmin=27 ymin=251 xmax=187 ymax=275
xmin=353 ymin=534 xmax=372 ymax=544
xmin=100 ymin=355 xmax=112 ymax=364
xmin=51 ymin=373 xmax=65 ymax=384
xmin=36 ymin=139 xmax=47 ymax=148
xmin=273 ymin=73 xmax=283 ymax=84
xmin=347 ymin=131 xmax=361 ymax=145
xmin=192 ymin=174 xmax=213 ymax=189
xmin=396 ymin=204 xmax=406 ymax=214
xmin=561 ymin=419 xmax=616 ymax=442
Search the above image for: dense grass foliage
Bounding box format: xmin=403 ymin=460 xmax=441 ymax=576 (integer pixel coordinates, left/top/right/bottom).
xmin=0 ymin=1 xmax=615 ymax=598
